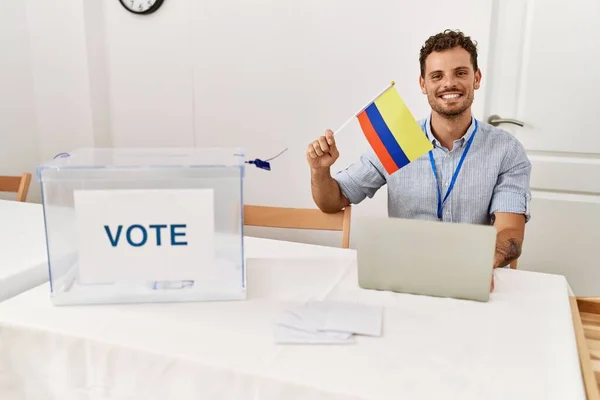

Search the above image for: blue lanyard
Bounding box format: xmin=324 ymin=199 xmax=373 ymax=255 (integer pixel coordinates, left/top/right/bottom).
xmin=425 ymin=119 xmax=478 ymax=220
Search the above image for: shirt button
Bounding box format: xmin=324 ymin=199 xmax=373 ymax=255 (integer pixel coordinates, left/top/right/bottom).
xmin=446 ymin=211 xmax=450 ymax=216
xmin=444 ymin=182 xmax=449 ymax=187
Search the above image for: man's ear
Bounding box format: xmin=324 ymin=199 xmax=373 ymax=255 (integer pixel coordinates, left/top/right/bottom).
xmin=474 ymin=68 xmax=482 ymax=90
xmin=419 ymin=76 xmax=426 ymax=94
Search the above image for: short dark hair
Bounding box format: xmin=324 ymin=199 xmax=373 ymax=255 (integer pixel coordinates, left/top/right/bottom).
xmin=419 ymin=29 xmax=478 ymax=78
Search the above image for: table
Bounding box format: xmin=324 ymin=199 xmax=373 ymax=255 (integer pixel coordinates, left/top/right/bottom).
xmin=0 ymin=235 xmax=588 ymax=400
xmin=0 ymin=200 xmax=48 ymax=302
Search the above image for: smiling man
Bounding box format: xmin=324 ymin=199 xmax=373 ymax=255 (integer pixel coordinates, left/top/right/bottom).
xmin=306 ymin=30 xmax=532 ymax=282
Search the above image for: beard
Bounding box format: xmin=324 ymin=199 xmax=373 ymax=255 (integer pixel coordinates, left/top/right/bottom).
xmin=428 ymin=90 xmax=474 ymax=120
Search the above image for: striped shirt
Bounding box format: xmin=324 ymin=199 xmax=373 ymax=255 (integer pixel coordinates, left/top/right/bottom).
xmin=333 ymin=115 xmax=532 ymax=225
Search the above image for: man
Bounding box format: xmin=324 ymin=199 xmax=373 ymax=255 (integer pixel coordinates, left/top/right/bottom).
xmin=306 ymin=30 xmax=531 ymax=288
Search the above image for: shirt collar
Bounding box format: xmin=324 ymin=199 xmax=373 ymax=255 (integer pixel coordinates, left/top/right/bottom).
xmin=424 ymin=114 xmax=477 ymax=148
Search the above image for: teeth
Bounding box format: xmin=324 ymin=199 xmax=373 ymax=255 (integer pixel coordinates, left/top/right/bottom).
xmin=441 ymin=94 xmax=460 ymax=99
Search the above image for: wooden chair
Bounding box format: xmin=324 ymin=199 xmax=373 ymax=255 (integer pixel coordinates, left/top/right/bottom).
xmin=572 ymin=297 xmax=600 ymax=397
xmin=510 ymin=260 xmax=518 ymax=269
xmin=0 ymin=173 xmax=31 ymax=202
xmin=243 ymin=205 xmax=352 ymax=248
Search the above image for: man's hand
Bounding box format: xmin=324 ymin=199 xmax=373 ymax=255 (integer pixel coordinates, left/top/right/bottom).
xmin=307 ymin=130 xmax=350 ymax=213
xmin=306 ymin=130 xmax=339 ymax=170
xmin=492 ymin=212 xmax=526 ymax=269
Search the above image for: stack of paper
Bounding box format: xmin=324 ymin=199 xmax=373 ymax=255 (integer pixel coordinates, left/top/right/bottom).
xmin=273 ymin=301 xmax=383 ymax=344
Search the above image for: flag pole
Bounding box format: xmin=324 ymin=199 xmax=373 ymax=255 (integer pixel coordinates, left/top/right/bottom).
xmin=333 ymin=80 xmax=396 ymax=136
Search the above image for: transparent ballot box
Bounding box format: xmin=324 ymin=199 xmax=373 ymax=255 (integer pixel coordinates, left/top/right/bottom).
xmin=36 ymin=148 xmax=246 ymax=305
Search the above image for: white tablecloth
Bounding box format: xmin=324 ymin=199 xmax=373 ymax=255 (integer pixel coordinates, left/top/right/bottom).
xmin=0 ymin=237 xmax=586 ymax=400
xmin=0 ymin=200 xmax=48 ymax=302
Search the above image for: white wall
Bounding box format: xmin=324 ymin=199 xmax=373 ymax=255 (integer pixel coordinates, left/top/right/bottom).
xmin=25 ymin=0 xmax=96 ymax=163
xmin=193 ymin=1 xmax=492 ymax=245
xmin=0 ymin=2 xmax=39 ymax=200
xmin=100 ymin=0 xmax=492 ymax=245
xmin=102 ymin=0 xmax=194 ymax=147
xmin=4 ymin=0 xmax=492 ymax=245
xmin=1 ymin=1 xmax=100 ymax=203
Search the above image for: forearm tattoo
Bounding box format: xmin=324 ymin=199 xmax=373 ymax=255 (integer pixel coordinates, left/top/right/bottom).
xmin=495 ymin=237 xmax=522 ymax=268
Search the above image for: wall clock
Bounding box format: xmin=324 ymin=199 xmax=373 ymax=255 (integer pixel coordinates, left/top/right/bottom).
xmin=118 ymin=0 xmax=165 ymax=15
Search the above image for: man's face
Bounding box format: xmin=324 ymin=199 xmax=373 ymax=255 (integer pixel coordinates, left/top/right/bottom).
xmin=419 ymin=46 xmax=481 ymax=119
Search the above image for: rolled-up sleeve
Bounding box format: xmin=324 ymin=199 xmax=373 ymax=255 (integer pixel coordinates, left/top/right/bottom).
xmin=332 ymin=149 xmax=387 ymax=204
xmin=489 ymin=138 xmax=532 ymax=221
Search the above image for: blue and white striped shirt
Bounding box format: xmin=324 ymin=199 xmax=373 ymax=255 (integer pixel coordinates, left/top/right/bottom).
xmin=333 ymin=115 xmax=532 ymax=225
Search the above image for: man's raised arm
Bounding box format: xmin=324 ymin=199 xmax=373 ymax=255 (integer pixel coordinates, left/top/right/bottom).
xmin=307 ymin=130 xmax=350 ymax=213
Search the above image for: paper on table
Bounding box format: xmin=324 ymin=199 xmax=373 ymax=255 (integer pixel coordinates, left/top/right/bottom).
xmin=274 ymin=308 xmax=355 ymax=344
xmin=275 ymin=308 xmax=327 ymax=333
xmin=273 ymin=325 xmax=354 ymax=344
xmin=273 ymin=301 xmax=383 ymax=344
xmin=310 ymin=301 xmax=383 ymax=337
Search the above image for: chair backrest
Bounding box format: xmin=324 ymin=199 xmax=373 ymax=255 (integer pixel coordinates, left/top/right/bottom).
xmin=0 ymin=173 xmax=31 ymax=202
xmin=243 ymin=205 xmax=352 ymax=248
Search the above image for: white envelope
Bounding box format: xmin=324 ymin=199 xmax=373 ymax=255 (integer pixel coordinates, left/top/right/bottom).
xmin=273 ymin=301 xmax=383 ymax=344
xmin=308 ymin=301 xmax=383 ymax=337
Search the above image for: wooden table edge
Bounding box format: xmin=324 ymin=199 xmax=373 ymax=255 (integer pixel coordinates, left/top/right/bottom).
xmin=571 ymin=296 xmax=600 ymax=400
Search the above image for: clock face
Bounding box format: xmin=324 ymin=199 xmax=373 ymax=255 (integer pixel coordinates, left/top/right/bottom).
xmin=119 ymin=0 xmax=164 ymax=14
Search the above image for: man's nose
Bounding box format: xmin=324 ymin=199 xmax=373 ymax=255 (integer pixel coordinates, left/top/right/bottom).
xmin=442 ymin=74 xmax=457 ymax=88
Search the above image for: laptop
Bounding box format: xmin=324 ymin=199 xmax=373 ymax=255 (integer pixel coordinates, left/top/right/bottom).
xmin=354 ymin=216 xmax=497 ymax=302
